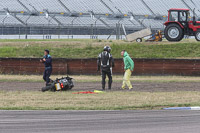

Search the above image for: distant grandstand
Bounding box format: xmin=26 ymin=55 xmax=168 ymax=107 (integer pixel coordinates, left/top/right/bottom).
xmin=0 ymin=0 xmax=199 ymax=39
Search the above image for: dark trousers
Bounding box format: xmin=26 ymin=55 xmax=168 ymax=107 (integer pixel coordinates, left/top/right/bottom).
xmin=101 ymin=69 xmax=112 ymax=90
xmin=43 ymin=68 xmax=52 ymax=86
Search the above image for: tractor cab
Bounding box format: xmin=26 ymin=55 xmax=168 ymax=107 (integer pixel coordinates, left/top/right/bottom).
xmin=168 ymin=9 xmax=189 ymax=22
xmin=164 ymin=8 xmax=200 ymax=41
xmin=168 ymin=9 xmax=189 ymax=27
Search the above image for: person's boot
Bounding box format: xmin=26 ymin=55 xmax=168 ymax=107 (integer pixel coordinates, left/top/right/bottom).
xmin=129 ymin=87 xmax=133 ymax=90
xmin=108 ymin=85 xmax=111 ymax=90
xmin=121 ymin=86 xmax=126 ymax=90
xmin=102 ymin=84 xmax=105 ymax=91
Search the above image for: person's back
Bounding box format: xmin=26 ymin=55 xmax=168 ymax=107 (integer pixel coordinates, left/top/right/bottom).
xmin=99 ymin=51 xmax=112 ymax=71
xmin=97 ymin=46 xmax=114 ymax=90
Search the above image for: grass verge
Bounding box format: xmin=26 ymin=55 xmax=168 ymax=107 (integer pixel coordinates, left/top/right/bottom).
xmin=0 ymin=39 xmax=200 ymax=58
xmin=0 ymin=91 xmax=199 ymax=110
xmin=1 ymin=75 xmax=200 ymax=83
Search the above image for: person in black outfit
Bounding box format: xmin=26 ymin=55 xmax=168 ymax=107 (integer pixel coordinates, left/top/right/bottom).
xmin=40 ymin=50 xmax=52 ymax=86
xmin=97 ymin=46 xmax=114 ymax=90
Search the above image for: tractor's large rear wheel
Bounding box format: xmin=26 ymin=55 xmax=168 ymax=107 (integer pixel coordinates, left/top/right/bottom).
xmin=195 ymin=31 xmax=200 ymax=41
xmin=164 ymin=24 xmax=184 ymax=42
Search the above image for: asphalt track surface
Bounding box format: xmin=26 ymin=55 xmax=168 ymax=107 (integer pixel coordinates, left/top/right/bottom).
xmin=0 ymin=110 xmax=200 ymax=133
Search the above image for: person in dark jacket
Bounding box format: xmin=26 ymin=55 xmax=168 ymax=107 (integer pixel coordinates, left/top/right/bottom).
xmin=97 ymin=46 xmax=114 ymax=90
xmin=40 ymin=50 xmax=52 ymax=86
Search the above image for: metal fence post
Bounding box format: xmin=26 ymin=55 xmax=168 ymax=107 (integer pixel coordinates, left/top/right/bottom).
xmin=90 ymin=24 xmax=94 ymax=39
xmin=25 ymin=26 xmax=28 ymax=39
xmin=43 ymin=25 xmax=44 ymax=40
xmin=18 ymin=26 xmax=20 ymax=39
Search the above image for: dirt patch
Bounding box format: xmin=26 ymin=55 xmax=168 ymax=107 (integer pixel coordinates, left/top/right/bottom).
xmin=0 ymin=82 xmax=200 ymax=92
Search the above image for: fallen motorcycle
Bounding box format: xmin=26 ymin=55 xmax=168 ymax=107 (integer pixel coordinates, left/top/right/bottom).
xmin=42 ymin=76 xmax=74 ymax=92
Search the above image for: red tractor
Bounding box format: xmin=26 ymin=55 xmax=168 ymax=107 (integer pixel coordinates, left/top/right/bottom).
xmin=164 ymin=8 xmax=200 ymax=41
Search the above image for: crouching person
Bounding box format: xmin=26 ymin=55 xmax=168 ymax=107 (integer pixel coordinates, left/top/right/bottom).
xmin=121 ymin=50 xmax=134 ymax=90
xmin=40 ymin=50 xmax=52 ymax=86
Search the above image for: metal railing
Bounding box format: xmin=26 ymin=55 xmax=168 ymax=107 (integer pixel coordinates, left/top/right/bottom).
xmin=0 ymin=0 xmax=198 ymax=39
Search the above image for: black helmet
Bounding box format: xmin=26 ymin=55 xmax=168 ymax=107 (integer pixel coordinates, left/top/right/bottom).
xmin=103 ymin=46 xmax=111 ymax=53
xmin=45 ymin=49 xmax=50 ymax=54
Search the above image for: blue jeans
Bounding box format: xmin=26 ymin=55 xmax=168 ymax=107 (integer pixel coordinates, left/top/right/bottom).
xmin=43 ymin=68 xmax=52 ymax=86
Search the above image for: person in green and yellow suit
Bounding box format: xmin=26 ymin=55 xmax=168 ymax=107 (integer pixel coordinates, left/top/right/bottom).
xmin=121 ymin=50 xmax=134 ymax=90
